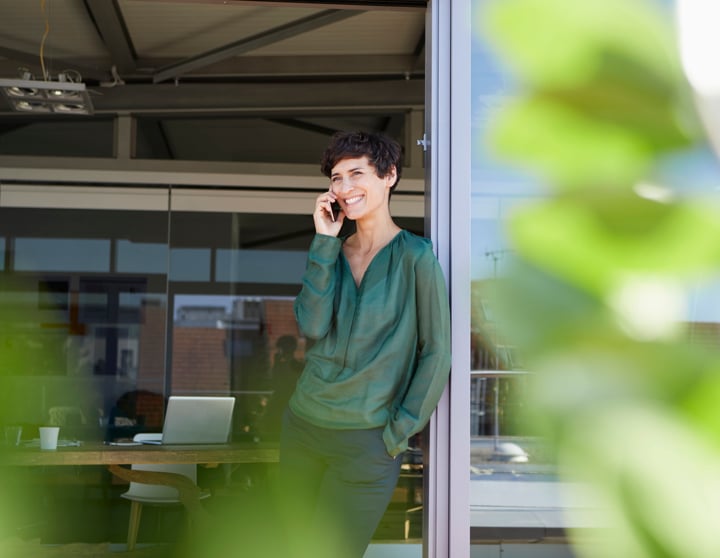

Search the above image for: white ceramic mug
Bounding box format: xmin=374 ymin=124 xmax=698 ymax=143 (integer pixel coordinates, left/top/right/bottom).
xmin=39 ymin=426 xmax=60 ymax=450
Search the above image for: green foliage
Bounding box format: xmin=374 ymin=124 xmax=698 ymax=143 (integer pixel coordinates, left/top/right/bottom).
xmin=510 ymin=194 xmax=720 ymax=296
xmin=481 ymin=0 xmax=720 ymax=556
xmin=483 ymin=0 xmax=699 ymax=191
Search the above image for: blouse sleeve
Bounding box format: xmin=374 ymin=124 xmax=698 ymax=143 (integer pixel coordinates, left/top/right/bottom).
xmin=383 ymin=246 xmax=452 ymax=456
xmin=293 ymin=234 xmax=342 ymax=339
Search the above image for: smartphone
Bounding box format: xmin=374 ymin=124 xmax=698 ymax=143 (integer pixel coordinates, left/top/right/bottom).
xmin=330 ymin=201 xmax=341 ymax=222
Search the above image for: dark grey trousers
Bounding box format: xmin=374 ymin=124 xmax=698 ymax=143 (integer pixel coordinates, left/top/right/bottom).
xmin=277 ymin=408 xmax=403 ymax=558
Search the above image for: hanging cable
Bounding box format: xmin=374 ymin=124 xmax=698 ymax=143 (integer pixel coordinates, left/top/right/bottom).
xmin=39 ymin=0 xmax=51 ymax=80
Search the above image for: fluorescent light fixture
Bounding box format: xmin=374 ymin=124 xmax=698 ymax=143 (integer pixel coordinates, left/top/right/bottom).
xmin=0 ymin=78 xmax=94 ymax=114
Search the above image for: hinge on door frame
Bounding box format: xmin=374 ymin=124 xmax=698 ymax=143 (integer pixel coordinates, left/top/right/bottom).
xmin=417 ymin=133 xmax=429 ymax=151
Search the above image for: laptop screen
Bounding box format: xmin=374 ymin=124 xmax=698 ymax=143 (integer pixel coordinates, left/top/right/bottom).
xmin=161 ymin=396 xmax=235 ymax=444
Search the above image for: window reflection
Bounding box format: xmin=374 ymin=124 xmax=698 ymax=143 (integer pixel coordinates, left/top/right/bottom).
xmin=116 ymin=239 xmax=168 ymax=274
xmin=0 ymin=207 xmax=169 ymax=444
xmin=170 ymin=248 xmax=211 ymax=281
xmin=470 ymin=0 xmax=565 ymax=549
xmin=14 ymin=238 xmax=110 ymax=272
xmin=0 ymin=196 xmax=426 ymax=548
xmin=170 ymin=294 xmax=302 ymax=442
xmin=214 ymin=249 xmax=307 ymax=283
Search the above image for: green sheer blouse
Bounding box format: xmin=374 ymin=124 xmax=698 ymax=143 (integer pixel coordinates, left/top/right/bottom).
xmin=289 ymin=230 xmax=451 ymax=457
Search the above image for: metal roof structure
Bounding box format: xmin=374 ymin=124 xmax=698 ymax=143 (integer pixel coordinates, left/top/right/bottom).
xmin=0 ymin=1 xmax=427 ymax=164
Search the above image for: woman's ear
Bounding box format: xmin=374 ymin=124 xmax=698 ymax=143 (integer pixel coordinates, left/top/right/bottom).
xmin=385 ymin=166 xmax=397 ymax=189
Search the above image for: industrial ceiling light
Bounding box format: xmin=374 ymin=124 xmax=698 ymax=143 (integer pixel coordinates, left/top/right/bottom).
xmin=2 ymin=1 xmax=96 ymax=115
xmin=0 ymin=77 xmax=94 ymax=115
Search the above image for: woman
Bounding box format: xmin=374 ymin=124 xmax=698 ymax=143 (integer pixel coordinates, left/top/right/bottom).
xmin=278 ymin=130 xmax=451 ymax=558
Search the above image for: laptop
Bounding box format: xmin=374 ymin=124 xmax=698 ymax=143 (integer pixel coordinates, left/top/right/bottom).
xmin=150 ymin=396 xmax=235 ymax=445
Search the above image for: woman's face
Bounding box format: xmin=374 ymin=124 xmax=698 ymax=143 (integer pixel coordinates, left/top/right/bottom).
xmin=329 ymin=156 xmax=395 ymax=221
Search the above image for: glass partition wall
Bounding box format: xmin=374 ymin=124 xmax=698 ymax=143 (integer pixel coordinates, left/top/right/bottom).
xmin=0 ymin=203 xmax=171 ymax=441
xmin=166 ymin=208 xmax=314 ymax=444
xmin=468 ymin=2 xmax=576 ymax=556
xmin=0 ymin=184 xmax=426 ymax=552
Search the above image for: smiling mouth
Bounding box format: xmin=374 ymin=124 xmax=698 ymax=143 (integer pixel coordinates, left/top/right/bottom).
xmin=344 ymin=195 xmax=364 ymax=206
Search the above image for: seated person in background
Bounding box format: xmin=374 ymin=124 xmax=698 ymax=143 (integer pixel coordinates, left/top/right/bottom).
xmin=106 ymin=389 xmax=163 ymax=441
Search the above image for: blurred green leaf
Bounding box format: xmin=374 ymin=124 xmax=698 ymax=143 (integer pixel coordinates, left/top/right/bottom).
xmin=482 ymin=0 xmax=699 ymax=190
xmin=562 ymin=406 xmax=720 ymax=558
xmin=481 ymin=0 xmax=681 ymax=91
xmin=483 ymin=0 xmax=720 ymax=555
xmin=508 ymin=195 xmax=720 ymax=295
xmin=491 ymin=260 xmax=616 ymax=354
xmin=488 ymin=98 xmax=656 ymax=188
xmin=677 ymin=371 xmax=720 ymax=453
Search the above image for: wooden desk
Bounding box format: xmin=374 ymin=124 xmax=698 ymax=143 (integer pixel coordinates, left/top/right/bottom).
xmin=0 ymin=442 xmax=279 ymax=467
xmin=0 ymin=442 xmax=280 ymax=528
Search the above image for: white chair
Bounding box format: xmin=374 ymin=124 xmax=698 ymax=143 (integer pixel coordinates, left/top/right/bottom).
xmin=119 ymin=433 xmax=211 ymax=550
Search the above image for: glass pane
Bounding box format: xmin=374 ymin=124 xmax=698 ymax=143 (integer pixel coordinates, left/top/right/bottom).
xmin=0 ymin=187 xmax=426 ymax=553
xmin=117 ymin=239 xmax=169 ymax=274
xmin=14 ymin=238 xmax=110 ymax=272
xmin=215 ymin=249 xmax=307 ymax=284
xmin=170 ymin=248 xmax=212 ymax=281
xmin=0 ymin=206 xmax=170 ymax=442
xmin=470 ymin=1 xmax=573 ymax=553
xmin=170 ymin=293 xmax=299 ymax=441
xmin=163 ymin=208 xmax=427 ymax=553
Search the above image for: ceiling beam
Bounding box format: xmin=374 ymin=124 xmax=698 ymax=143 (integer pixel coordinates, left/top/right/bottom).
xmin=0 ymin=156 xmax=426 ymax=192
xmin=84 ymin=79 xmax=424 ymax=114
xmin=264 ymin=118 xmax=342 ymax=137
xmin=84 ymin=0 xmax=137 ymax=74
xmin=0 ymin=120 xmax=36 ymax=137
xmin=0 ymin=54 xmax=425 ymax=83
xmin=126 ymin=1 xmax=425 ymax=10
xmin=152 ymin=9 xmax=362 ymax=84
xmin=135 ymin=54 xmax=421 ymax=79
xmin=0 ymin=46 xmax=107 ymax=82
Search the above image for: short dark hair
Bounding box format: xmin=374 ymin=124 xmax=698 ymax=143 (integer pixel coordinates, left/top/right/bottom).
xmin=320 ymin=130 xmax=403 ymax=192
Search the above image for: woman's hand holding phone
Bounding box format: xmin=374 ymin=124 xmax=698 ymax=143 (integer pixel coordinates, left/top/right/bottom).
xmin=313 ymin=189 xmax=343 ymax=236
